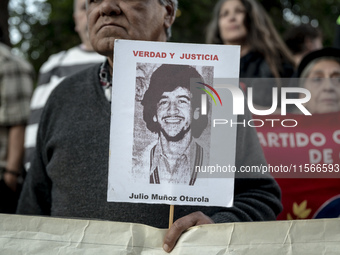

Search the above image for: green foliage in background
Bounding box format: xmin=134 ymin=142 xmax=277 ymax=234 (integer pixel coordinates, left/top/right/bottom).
xmin=171 ymin=0 xmax=338 ymax=46
xmin=6 ymin=0 xmax=339 ymax=76
xmin=8 ymin=0 xmax=80 ymax=74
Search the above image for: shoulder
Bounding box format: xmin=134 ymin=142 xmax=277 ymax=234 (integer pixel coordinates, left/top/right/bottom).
xmin=132 ymin=141 xmax=158 ymax=182
xmin=39 ymin=50 xmax=68 ymax=74
xmin=62 ymin=46 xmax=105 ymax=64
xmin=240 ymin=51 xmax=271 ymax=78
xmin=37 ymin=63 xmax=104 ymax=132
xmin=50 ymin=63 xmax=102 ymax=97
xmin=39 ymin=63 xmax=102 ymax=115
xmin=279 ymin=61 xmax=295 ymax=78
xmin=39 ymin=45 xmax=104 ymax=74
xmin=240 ymin=51 xmax=265 ymax=64
xmin=139 ymin=141 xmax=158 ymax=164
xmin=0 ymin=43 xmax=33 ymax=74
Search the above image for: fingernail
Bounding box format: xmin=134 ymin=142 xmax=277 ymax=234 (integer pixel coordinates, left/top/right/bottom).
xmin=163 ymin=244 xmax=170 ymax=252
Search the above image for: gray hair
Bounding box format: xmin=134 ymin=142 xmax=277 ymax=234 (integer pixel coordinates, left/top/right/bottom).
xmin=300 ymin=56 xmax=340 ymax=87
xmin=158 ymin=0 xmax=178 ymax=39
xmin=300 ymin=57 xmax=340 ymax=79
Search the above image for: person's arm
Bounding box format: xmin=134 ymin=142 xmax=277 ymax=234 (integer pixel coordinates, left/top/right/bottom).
xmin=163 ymin=212 xmax=214 ymax=252
xmin=17 ymin=120 xmax=52 ymax=215
xmin=4 ymin=125 xmax=25 ymax=191
xmin=0 ymin=46 xmax=33 ymax=190
xmin=162 ymin=105 xmax=282 ymax=253
xmin=163 ymin=177 xmax=281 ymax=253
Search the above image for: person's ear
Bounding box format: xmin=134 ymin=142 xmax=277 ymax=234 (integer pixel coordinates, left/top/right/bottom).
xmin=163 ymin=2 xmax=176 ymax=30
xmin=153 ymin=115 xmax=157 ymax=122
xmin=193 ymin=108 xmax=200 ymax=120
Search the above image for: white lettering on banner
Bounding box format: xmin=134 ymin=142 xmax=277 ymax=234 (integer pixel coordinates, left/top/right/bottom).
xmin=267 ymin=133 xmax=280 ymax=147
xmin=324 ymin=149 xmax=334 ymax=163
xmin=333 ymin=130 xmax=340 ymax=144
xmin=257 ymin=132 xmax=267 ymax=147
xmin=257 ymin=132 xmax=330 ymax=148
xmin=309 ymin=149 xmax=333 ymax=164
xmin=296 ymin=133 xmax=309 ymax=147
xmin=289 ymin=133 xmax=296 ymax=148
xmin=310 ymin=133 xmax=326 ymax=147
xmin=279 ymin=133 xmax=289 ymax=147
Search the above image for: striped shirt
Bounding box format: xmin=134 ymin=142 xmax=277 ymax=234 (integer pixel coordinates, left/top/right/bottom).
xmin=0 ymin=43 xmax=34 ymax=171
xmin=24 ymin=45 xmax=105 ymax=170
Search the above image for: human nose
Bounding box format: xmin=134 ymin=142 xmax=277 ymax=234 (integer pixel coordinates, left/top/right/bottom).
xmin=167 ymin=101 xmax=179 ymax=114
xmin=227 ymin=10 xmax=236 ymax=22
xmin=99 ymin=0 xmax=122 ymax=16
xmin=322 ymin=78 xmax=336 ymax=91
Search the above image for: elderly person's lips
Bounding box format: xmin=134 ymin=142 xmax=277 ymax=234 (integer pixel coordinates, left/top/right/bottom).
xmin=320 ymin=98 xmax=338 ymax=104
xmin=99 ymin=22 xmax=124 ymax=31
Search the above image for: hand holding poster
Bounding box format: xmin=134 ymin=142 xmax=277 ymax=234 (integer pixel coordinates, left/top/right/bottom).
xmin=108 ymin=40 xmax=240 ymax=208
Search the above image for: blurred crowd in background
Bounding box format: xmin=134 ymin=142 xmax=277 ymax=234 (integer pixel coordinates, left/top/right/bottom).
xmin=0 ymin=0 xmax=339 ymax=223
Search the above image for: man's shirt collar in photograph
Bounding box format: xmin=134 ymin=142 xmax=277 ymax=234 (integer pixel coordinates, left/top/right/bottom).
xmin=150 ymin=138 xmax=202 ymax=185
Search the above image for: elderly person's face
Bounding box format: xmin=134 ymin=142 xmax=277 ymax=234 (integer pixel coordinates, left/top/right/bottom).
xmin=302 ymin=59 xmax=340 ymax=114
xmin=86 ymin=0 xmax=173 ymax=63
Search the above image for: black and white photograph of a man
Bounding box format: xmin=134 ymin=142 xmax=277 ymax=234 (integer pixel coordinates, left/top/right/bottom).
xmin=132 ymin=63 xmax=213 ymax=186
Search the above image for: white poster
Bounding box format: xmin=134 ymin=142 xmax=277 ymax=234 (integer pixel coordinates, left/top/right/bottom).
xmin=108 ymin=40 xmax=240 ymax=207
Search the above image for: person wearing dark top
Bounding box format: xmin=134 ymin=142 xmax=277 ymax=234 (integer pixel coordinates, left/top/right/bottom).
xmin=206 ymin=0 xmax=295 ymax=108
xmin=206 ymin=0 xmax=295 ymax=79
xmin=17 ymin=0 xmax=282 ymax=253
xmin=284 ymin=24 xmax=323 ymax=66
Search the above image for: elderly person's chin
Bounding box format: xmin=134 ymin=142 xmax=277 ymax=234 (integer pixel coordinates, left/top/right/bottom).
xmin=307 ymin=103 xmax=340 ymax=114
xmin=91 ymin=37 xmax=116 ymax=57
xmin=320 ymin=98 xmax=340 ymax=113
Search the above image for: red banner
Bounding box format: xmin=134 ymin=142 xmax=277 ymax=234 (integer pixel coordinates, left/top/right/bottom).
xmin=255 ymin=112 xmax=340 ymax=178
xmin=255 ymin=112 xmax=340 ymax=220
